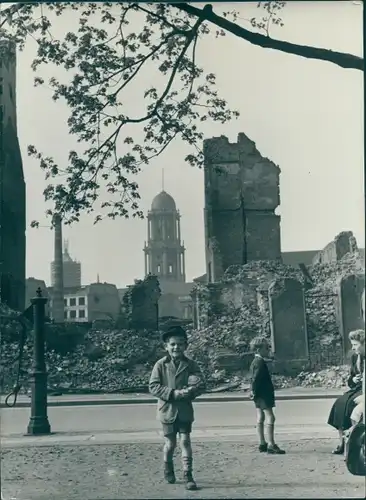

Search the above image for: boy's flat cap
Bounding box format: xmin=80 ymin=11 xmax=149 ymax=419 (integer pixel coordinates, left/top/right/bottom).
xmin=161 ymin=325 xmax=187 ymax=343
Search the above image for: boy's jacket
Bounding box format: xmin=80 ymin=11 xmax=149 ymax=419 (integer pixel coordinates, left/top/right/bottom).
xmin=149 ymin=355 xmax=205 ymax=424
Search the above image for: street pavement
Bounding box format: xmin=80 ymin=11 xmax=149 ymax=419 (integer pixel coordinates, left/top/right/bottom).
xmin=0 ymin=386 xmax=343 ymax=408
xmin=2 ymin=398 xmax=337 ymax=445
xmin=1 ymin=399 xmax=365 ymax=499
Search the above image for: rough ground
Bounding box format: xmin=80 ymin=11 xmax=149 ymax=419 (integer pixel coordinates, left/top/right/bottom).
xmin=1 ymin=439 xmax=364 ymax=499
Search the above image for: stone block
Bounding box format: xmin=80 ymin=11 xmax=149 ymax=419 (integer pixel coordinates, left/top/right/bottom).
xmin=220 ymin=282 xmax=256 ymax=310
xmin=240 ymin=160 xmax=280 ymax=210
xmin=245 ymin=212 xmax=281 ymax=261
xmin=271 ymin=359 xmax=309 ymax=376
xmin=268 ymin=278 xmax=308 ymax=361
xmin=336 ymin=273 xmax=364 ymax=356
xmin=212 ymin=352 xmax=244 ymax=372
xmin=203 ymin=135 xmax=241 ymax=163
xmin=210 ymin=163 xmax=241 ymax=209
xmin=211 ymin=210 xmax=245 ymax=271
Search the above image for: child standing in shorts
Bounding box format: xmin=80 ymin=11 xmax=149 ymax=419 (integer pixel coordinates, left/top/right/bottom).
xmin=149 ymin=325 xmax=205 ymax=490
xmin=249 ymin=336 xmax=285 ymax=454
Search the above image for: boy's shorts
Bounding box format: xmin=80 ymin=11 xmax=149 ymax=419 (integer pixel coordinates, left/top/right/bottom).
xmin=162 ymin=419 xmax=192 ymax=437
xmin=254 ymin=397 xmax=275 ymax=410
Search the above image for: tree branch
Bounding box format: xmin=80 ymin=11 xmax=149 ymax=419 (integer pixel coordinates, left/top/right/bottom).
xmin=173 ymin=3 xmax=363 ymax=71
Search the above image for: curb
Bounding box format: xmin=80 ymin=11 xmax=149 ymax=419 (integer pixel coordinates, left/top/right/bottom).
xmin=0 ymin=392 xmax=341 ymax=408
xmin=1 ymin=426 xmax=334 ymax=448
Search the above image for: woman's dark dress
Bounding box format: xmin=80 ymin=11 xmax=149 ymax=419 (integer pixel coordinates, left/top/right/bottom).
xmin=327 ymin=353 xmax=364 ymax=431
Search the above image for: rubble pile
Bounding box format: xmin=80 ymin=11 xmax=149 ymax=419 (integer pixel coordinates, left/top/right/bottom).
xmin=309 ymin=252 xmax=364 ymax=290
xmin=186 ymin=304 xmax=262 ymax=382
xmin=0 ymin=251 xmax=363 ymax=394
xmin=295 ymin=365 xmax=350 ymax=388
xmin=187 ymin=254 xmax=364 ymax=385
xmin=222 ymin=260 xmax=304 ymax=286
xmin=188 ymin=262 xmax=297 ymax=376
xmin=0 ymin=326 xmax=163 ymax=394
xmin=306 ymin=253 xmax=364 ymax=346
xmin=45 ymin=329 xmax=164 ymax=392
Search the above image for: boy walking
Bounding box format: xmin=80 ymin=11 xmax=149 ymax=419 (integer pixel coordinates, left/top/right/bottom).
xmin=149 ymin=325 xmax=205 ymax=490
xmin=249 ymin=336 xmax=285 ymax=454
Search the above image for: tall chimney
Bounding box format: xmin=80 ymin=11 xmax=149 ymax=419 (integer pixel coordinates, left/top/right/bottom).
xmin=52 ymin=214 xmax=64 ymax=323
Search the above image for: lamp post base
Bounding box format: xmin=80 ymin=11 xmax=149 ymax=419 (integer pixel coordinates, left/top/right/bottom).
xmin=27 ymin=416 xmax=51 ymax=435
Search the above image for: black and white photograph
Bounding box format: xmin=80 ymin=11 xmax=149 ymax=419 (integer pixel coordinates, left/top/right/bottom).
xmin=0 ymin=1 xmax=365 ymax=499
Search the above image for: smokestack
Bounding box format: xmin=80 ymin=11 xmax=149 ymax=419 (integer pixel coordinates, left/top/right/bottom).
xmin=52 ymin=214 xmax=64 ymax=323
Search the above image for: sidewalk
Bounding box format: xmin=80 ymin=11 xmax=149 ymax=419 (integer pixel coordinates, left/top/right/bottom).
xmin=0 ymin=387 xmax=343 ymax=408
xmin=1 ymin=439 xmax=363 ymax=499
xmin=1 ymin=425 xmax=335 ymax=449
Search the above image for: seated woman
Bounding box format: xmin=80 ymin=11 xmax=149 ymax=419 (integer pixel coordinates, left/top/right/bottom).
xmin=327 ymin=329 xmax=365 ymax=455
xmin=344 ymin=386 xmax=365 ymax=458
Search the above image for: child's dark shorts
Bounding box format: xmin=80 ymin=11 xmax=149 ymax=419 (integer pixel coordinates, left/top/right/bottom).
xmin=254 ymin=396 xmax=275 ymax=410
xmin=162 ymin=418 xmax=192 ymax=436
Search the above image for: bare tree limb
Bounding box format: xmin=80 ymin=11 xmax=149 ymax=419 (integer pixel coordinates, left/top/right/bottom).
xmin=174 ymin=3 xmax=364 ymax=71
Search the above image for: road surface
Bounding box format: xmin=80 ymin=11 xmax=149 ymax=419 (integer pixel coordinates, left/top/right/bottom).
xmin=2 ymin=398 xmax=334 ymax=435
xmin=1 ymin=398 xmax=338 ymax=447
xmin=1 ymin=399 xmax=364 ymax=499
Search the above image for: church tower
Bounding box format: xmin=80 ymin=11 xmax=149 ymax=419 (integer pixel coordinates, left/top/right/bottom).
xmin=144 ymin=190 xmax=186 ymax=283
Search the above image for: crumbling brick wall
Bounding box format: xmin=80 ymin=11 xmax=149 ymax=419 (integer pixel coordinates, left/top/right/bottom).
xmin=312 ymin=231 xmax=358 ymax=265
xmin=203 ymin=133 xmax=281 ymax=282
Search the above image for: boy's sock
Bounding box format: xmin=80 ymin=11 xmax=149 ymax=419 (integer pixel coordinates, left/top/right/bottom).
xmin=266 ymin=424 xmax=286 ymax=454
xmin=182 ymin=456 xmax=193 ymax=473
xmin=266 ymin=423 xmax=275 ymax=446
xmin=182 ymin=457 xmax=197 ymax=490
xmin=257 ymin=422 xmax=266 ymax=446
xmin=164 ymin=461 xmax=176 ymax=484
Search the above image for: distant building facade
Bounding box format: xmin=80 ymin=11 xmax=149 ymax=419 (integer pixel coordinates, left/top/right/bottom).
xmin=50 ymin=240 xmax=81 ymax=288
xmin=25 ymin=277 xmax=50 ymax=316
xmin=0 ymin=41 xmax=26 ymax=311
xmin=48 ymin=281 xmax=121 ymax=323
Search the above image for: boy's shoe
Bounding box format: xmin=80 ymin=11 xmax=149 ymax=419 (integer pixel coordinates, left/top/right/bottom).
xmin=267 ymin=444 xmax=286 ymax=455
xmin=258 ymin=443 xmax=268 ymax=452
xmin=164 ymin=463 xmax=176 ymax=484
xmin=183 ymin=471 xmax=198 ymax=490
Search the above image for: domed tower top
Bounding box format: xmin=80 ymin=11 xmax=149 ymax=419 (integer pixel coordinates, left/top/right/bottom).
xmin=144 ymin=188 xmax=185 ymax=283
xmin=151 ymin=190 xmax=176 ymax=211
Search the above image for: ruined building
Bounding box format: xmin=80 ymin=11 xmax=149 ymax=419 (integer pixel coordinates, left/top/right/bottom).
xmin=0 ymin=41 xmax=26 ymax=310
xmin=204 ymin=133 xmax=281 ymax=282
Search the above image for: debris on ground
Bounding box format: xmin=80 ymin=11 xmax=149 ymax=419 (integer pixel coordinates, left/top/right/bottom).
xmin=0 ymin=253 xmax=363 ymax=394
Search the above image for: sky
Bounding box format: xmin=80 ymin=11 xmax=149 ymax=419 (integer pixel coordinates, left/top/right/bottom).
xmin=11 ymin=1 xmax=364 ymax=288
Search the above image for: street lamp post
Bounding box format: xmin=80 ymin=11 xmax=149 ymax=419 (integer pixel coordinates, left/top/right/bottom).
xmin=27 ymin=288 xmax=51 ymax=435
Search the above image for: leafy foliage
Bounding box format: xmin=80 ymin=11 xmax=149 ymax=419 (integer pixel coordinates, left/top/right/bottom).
xmin=0 ymin=2 xmax=362 ymax=225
